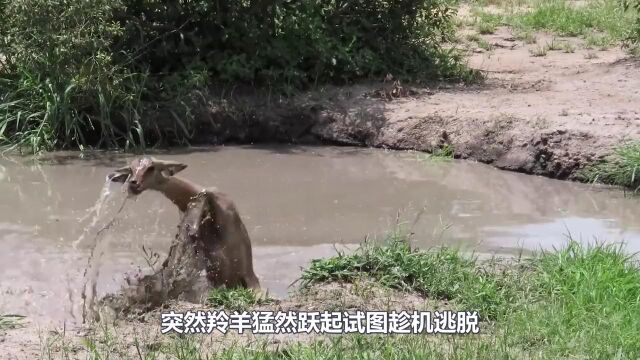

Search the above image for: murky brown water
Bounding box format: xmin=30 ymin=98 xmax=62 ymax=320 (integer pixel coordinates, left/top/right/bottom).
xmin=1 ymin=145 xmax=639 ymax=326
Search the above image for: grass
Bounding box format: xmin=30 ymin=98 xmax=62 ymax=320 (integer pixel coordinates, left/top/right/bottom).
xmin=417 ymin=144 xmax=456 ymax=162
xmin=466 ymin=0 xmax=637 ymax=47
xmin=472 ymin=10 xmax=504 ymax=35
xmin=510 ymin=0 xmax=633 ymax=40
xmin=466 ymin=34 xmax=496 ymax=50
xmin=514 ymin=30 xmax=538 ymax=43
xmin=503 ymin=240 xmax=640 ymax=356
xmin=58 ymin=227 xmax=640 ymax=359
xmin=300 ymin=231 xmax=640 ymax=358
xmin=0 ymin=314 xmax=24 ymax=334
xmin=206 ymin=288 xmax=271 ymax=311
xmin=300 ymin=231 xmax=520 ymax=320
xmin=529 ymin=44 xmax=549 ymax=56
xmin=580 ymin=141 xmax=640 ymax=191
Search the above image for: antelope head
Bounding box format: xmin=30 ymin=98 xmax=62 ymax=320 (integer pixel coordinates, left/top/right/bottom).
xmin=107 ymin=157 xmax=187 ymax=196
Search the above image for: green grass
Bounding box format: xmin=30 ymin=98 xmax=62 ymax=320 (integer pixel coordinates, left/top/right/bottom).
xmin=300 ymin=232 xmax=520 ymax=320
xmin=503 ymin=240 xmax=640 ymax=357
xmin=53 ymin=227 xmax=640 ymax=359
xmin=580 ymin=141 xmax=640 ymax=191
xmin=416 ymin=144 xmax=456 ymax=163
xmin=510 ymin=0 xmax=633 ymax=40
xmin=299 ymin=230 xmax=640 ymax=358
xmin=468 ymin=0 xmax=636 ymax=46
xmin=206 ymin=287 xmax=271 ymax=311
xmin=75 ymin=332 xmax=522 ymax=359
xmin=472 ymin=10 xmax=504 ymax=34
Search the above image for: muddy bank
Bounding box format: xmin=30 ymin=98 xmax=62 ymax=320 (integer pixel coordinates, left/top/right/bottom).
xmin=1 ymin=280 xmax=451 ymax=359
xmin=184 ymin=35 xmax=640 ymax=182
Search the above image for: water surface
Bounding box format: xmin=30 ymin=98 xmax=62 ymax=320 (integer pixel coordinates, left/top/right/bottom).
xmin=1 ymin=145 xmax=638 ymax=326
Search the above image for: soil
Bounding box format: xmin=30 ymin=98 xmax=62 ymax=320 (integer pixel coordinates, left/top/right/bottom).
xmin=187 ymin=25 xmax=640 ymax=182
xmin=1 ymin=281 xmax=456 ymax=359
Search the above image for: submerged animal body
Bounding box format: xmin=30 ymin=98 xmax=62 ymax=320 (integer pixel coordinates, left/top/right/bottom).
xmin=108 ymin=157 xmax=261 ymax=290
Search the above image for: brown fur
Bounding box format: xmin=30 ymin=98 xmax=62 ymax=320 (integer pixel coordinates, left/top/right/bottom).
xmin=108 ymin=157 xmax=261 ymax=290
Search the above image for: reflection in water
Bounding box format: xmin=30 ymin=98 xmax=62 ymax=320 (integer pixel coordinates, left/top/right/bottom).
xmin=0 ymin=145 xmax=639 ymax=326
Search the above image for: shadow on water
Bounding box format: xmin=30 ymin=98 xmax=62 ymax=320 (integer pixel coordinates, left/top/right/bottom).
xmin=0 ymin=145 xmax=639 ymax=327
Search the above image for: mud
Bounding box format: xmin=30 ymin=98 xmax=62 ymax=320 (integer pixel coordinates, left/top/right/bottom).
xmin=182 ymin=28 xmax=640 ymax=181
xmin=3 ymin=280 xmax=451 ymax=359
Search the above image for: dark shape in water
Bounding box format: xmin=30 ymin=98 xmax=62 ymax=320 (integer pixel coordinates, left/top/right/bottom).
xmin=97 ymin=192 xmax=213 ymax=320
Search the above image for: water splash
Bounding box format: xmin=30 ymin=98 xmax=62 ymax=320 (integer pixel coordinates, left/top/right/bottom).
xmin=96 ymin=192 xmax=212 ymax=319
xmin=75 ymin=178 xmax=130 ymax=323
xmin=73 ymin=179 xmax=116 ymax=250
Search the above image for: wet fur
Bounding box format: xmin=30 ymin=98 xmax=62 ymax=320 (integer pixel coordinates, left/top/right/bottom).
xmin=108 ymin=157 xmax=261 ymax=291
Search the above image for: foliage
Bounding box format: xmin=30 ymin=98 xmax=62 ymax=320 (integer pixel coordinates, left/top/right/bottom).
xmin=623 ymin=0 xmax=640 ymax=44
xmin=0 ymin=0 xmax=473 ymax=152
xmin=207 ymin=287 xmax=271 ymax=311
xmin=300 ymin=228 xmax=522 ymax=319
xmin=114 ymin=0 xmax=469 ymax=91
xmin=0 ymin=0 xmax=148 ymax=152
xmin=300 ymin=231 xmax=640 ymax=358
xmin=579 ymin=141 xmax=640 ymax=191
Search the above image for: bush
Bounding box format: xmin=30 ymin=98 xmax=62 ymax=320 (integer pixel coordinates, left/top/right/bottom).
xmin=623 ymin=0 xmax=640 ymax=44
xmin=0 ymin=0 xmax=149 ymax=152
xmin=1 ymin=0 xmax=472 ymax=152
xmin=115 ymin=0 xmax=468 ymax=90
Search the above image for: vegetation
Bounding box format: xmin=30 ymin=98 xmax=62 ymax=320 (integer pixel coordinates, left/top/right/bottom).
xmin=207 ymin=287 xmax=271 ymax=311
xmin=0 ymin=314 xmax=24 ymax=334
xmin=299 ymin=230 xmax=640 ymax=358
xmin=0 ymin=0 xmax=475 ymax=153
xmin=301 ymin=232 xmax=519 ymax=320
xmin=623 ymin=0 xmax=640 ymax=44
xmin=580 ymin=141 xmax=640 ymax=191
xmin=468 ymin=0 xmax=638 ymax=48
xmin=60 ymin=228 xmax=640 ymax=359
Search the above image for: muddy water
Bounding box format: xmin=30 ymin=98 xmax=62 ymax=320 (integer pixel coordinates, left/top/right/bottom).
xmin=1 ymin=145 xmax=639 ymax=326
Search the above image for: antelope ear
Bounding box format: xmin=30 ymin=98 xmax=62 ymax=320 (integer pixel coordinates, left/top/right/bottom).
xmin=107 ymin=166 xmax=132 ymax=183
xmin=153 ymin=159 xmax=187 ymax=176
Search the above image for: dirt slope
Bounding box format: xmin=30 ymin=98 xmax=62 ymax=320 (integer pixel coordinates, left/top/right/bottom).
xmin=194 ymin=28 xmax=639 ymax=181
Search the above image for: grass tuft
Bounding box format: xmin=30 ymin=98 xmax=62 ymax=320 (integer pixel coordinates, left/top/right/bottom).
xmin=580 ymin=141 xmax=640 ymax=190
xmin=529 ymin=44 xmax=549 ymax=56
xmin=504 ymin=241 xmax=640 ymax=357
xmin=300 ymin=229 xmax=520 ymax=320
xmin=207 ymin=288 xmax=271 ymax=311
xmin=0 ymin=314 xmax=25 ymax=334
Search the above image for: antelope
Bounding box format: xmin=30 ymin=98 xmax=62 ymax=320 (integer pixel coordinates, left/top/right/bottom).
xmin=107 ymin=157 xmax=261 ymax=292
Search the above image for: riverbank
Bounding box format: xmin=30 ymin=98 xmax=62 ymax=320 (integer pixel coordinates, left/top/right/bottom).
xmin=3 ymin=1 xmax=639 ymax=186
xmin=3 ymin=231 xmax=639 ymax=359
xmin=187 ymin=33 xmax=639 ymax=183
